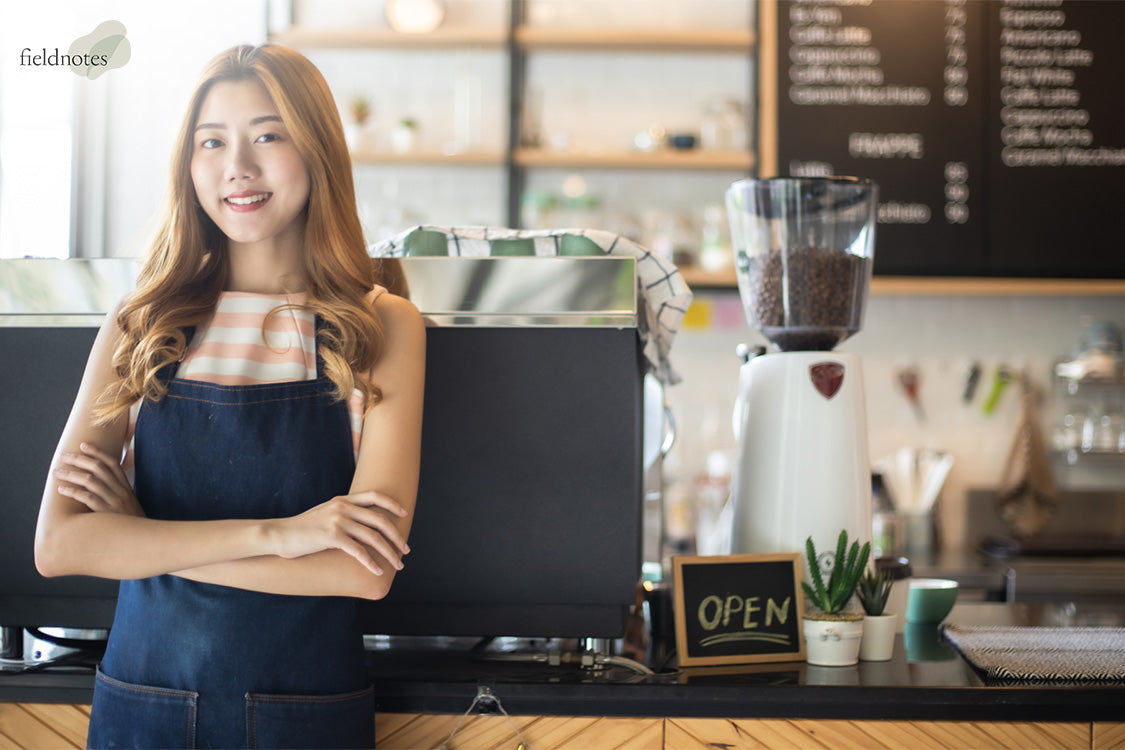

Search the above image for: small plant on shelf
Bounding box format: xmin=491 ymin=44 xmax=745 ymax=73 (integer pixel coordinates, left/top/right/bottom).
xmin=350 ymin=94 xmax=372 ymax=126
xmin=856 ymin=567 xmax=894 ymax=617
xmin=802 ymin=530 xmax=870 ymax=620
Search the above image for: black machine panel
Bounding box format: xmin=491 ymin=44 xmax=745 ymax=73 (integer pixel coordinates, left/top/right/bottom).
xmin=1 ymin=324 xmax=644 ymax=639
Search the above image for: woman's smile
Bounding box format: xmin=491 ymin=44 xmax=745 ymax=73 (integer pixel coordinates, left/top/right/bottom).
xmin=224 ymin=190 xmax=274 ymax=211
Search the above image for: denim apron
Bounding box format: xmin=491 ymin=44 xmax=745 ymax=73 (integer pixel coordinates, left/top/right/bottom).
xmin=88 ymin=326 xmax=375 ymax=749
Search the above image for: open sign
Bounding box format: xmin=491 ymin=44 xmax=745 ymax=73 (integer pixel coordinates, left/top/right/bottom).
xmin=672 ymin=553 xmax=807 ymax=666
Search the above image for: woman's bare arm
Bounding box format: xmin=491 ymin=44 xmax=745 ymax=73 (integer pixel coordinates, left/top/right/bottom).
xmin=168 ymin=292 xmax=426 ymax=599
xmin=35 ymin=294 xmax=424 ymax=599
xmin=33 ymin=306 xmax=261 ymax=578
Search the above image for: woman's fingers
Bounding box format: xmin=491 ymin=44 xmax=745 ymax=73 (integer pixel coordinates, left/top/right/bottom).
xmin=325 ymin=500 xmax=409 ymax=568
xmin=79 ymin=442 xmax=132 ymax=487
xmin=273 ymin=493 xmax=411 ymax=575
xmin=55 ymin=481 xmax=106 ymax=511
xmin=53 ymin=444 xmax=143 ymax=516
xmin=347 ymin=489 xmax=409 ymax=518
xmin=333 ymin=492 xmax=410 ymax=554
xmin=55 ymin=454 xmax=120 ymax=497
xmin=340 ymin=518 xmax=405 ymax=571
xmin=53 ymin=463 xmax=110 ymax=500
xmin=351 ymin=504 xmax=410 ymax=556
xmin=268 ymin=495 xmax=406 ymax=573
xmin=334 ymin=533 xmax=384 ymax=576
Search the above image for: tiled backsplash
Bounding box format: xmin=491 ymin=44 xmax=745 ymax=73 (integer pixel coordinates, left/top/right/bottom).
xmin=667 ymin=290 xmax=1125 ymax=551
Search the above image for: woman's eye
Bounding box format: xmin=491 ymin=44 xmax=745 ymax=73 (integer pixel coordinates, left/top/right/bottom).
xmin=200 ymin=137 xmax=223 ymax=149
xmin=256 ymin=132 xmax=282 ymax=144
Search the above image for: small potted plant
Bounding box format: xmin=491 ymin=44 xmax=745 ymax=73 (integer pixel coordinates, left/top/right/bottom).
xmin=801 ymin=530 xmax=870 ymax=666
xmin=344 ymin=94 xmax=374 ymax=151
xmin=392 ymin=117 xmax=419 ymax=153
xmin=856 ymin=567 xmax=897 ymax=661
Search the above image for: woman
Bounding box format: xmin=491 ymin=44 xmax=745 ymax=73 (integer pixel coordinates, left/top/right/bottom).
xmin=34 ymin=44 xmax=425 ymax=749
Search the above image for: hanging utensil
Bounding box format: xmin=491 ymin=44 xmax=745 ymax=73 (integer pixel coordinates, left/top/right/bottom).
xmin=996 ymin=372 xmax=1057 ymax=538
xmin=981 ymin=366 xmax=1014 ymax=415
xmin=896 ymin=366 xmax=925 ymax=422
xmin=963 ymin=361 xmax=982 ymax=404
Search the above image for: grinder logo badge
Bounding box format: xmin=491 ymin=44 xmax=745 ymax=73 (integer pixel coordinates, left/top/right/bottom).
xmin=809 ymin=362 xmax=845 ymax=400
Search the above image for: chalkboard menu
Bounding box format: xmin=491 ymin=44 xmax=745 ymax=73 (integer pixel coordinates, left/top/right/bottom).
xmin=774 ymin=0 xmax=1125 ymax=278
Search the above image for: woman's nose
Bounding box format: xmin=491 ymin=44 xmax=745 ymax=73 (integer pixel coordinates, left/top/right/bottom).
xmin=225 ymin=141 xmax=259 ymax=181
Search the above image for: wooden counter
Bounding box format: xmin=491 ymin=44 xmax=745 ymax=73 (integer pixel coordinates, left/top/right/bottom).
xmin=2 ymin=604 xmax=1124 ymax=749
xmin=1 ymin=703 xmax=1122 ymax=749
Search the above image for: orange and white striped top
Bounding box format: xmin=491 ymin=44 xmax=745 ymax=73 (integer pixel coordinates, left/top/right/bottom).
xmin=123 ymin=288 xmax=383 ymax=472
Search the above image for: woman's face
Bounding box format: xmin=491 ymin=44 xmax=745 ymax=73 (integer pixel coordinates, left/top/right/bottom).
xmin=190 ymin=79 xmax=311 ymax=252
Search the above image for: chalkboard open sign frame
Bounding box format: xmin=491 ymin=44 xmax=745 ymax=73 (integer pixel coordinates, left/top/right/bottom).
xmin=672 ymin=553 xmax=807 ymax=667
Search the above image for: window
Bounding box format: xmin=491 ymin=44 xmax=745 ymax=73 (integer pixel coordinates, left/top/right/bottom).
xmin=0 ymin=2 xmax=75 ymax=258
xmin=0 ymin=1 xmax=267 ymax=260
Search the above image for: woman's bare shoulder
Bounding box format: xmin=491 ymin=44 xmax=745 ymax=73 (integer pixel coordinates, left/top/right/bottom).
xmin=371 ymin=290 xmax=423 ymax=332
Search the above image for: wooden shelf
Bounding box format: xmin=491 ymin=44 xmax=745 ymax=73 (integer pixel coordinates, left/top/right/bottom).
xmin=514 ymin=26 xmax=756 ymax=52
xmin=271 ymin=26 xmax=507 ymax=49
xmin=514 ymin=147 xmax=754 ymax=170
xmin=351 ymin=149 xmax=504 ymax=166
xmin=679 ymin=267 xmax=1125 ymax=296
xmin=275 ymin=21 xmax=758 ymax=226
xmin=679 ymin=267 xmax=739 ymax=289
xmin=274 ymin=25 xmax=757 ymax=52
xmin=871 ymin=276 xmax=1125 ymax=296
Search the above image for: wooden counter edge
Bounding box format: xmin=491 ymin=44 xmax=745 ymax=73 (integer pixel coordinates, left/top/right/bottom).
xmin=4 ymin=704 xmax=1124 ymax=750
xmin=679 ymin=268 xmax=1125 ymax=296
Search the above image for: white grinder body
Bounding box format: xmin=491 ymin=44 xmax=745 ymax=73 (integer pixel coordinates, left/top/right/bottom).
xmin=730 ymin=350 xmax=872 ymax=563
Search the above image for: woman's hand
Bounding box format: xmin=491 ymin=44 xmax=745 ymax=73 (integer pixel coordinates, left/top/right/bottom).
xmin=53 ymin=442 xmax=145 ymax=517
xmin=265 ymin=491 xmax=411 ymax=576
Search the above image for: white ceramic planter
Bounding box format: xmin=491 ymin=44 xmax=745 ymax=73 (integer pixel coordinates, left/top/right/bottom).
xmin=802 ymin=616 xmax=864 ymax=667
xmin=859 ymin=613 xmax=898 ymax=661
xmin=392 ymin=124 xmax=418 ymax=153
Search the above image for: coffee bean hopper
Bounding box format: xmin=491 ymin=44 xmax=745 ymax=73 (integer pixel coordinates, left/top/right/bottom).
xmin=726 ymin=177 xmax=877 ymax=571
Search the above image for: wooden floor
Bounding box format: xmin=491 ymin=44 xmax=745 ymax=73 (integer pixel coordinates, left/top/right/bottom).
xmin=2 ymin=704 xmax=1124 ymax=749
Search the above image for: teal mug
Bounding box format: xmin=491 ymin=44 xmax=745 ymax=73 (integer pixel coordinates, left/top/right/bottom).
xmin=906 ymin=578 xmax=958 ymax=624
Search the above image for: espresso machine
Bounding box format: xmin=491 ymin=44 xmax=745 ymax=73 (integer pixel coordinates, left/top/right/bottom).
xmin=726 ymin=177 xmax=877 ymax=570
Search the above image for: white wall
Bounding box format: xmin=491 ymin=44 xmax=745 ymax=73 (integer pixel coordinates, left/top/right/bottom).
xmin=669 ymin=290 xmax=1125 ymax=552
xmin=0 ymin=1 xmax=267 ymax=259
xmin=88 ymin=1 xmax=269 ymax=257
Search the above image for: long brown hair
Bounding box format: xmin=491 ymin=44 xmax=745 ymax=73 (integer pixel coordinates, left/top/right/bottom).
xmin=97 ymin=44 xmax=383 ymax=423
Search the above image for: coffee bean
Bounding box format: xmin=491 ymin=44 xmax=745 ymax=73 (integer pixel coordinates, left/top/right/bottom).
xmin=738 ymin=245 xmax=870 ymax=351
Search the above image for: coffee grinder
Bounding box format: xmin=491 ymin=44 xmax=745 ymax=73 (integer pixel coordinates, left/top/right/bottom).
xmin=726 ymin=177 xmax=877 ymax=568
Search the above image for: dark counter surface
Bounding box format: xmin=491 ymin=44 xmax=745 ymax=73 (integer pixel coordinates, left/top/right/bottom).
xmin=359 ymin=602 xmax=1125 ymax=721
xmin=4 ymin=603 xmax=1122 ymax=721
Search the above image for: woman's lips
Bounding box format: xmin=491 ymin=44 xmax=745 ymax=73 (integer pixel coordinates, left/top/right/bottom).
xmin=224 ymin=192 xmax=272 ymax=212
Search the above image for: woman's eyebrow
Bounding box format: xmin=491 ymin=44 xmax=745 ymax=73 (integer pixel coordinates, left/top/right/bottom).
xmin=194 ymin=115 xmax=283 ymax=131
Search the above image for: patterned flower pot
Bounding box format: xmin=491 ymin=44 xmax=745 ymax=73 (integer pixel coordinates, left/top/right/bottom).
xmin=803 ymin=615 xmax=864 ymax=666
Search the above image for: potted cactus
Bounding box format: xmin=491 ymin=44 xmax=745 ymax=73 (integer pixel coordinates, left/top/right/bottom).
xmin=801 ymin=530 xmax=870 ymax=666
xmin=856 ymin=567 xmax=897 ymax=661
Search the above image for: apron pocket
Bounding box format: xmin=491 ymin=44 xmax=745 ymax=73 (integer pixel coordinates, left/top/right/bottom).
xmin=245 ymin=685 xmax=374 ymax=750
xmin=88 ymin=668 xmax=199 ymax=749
